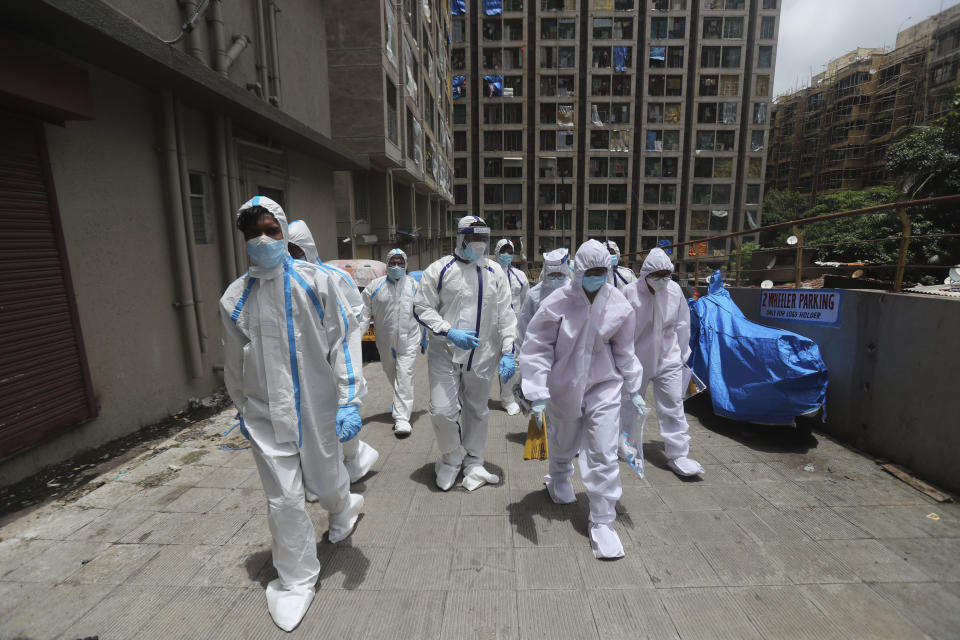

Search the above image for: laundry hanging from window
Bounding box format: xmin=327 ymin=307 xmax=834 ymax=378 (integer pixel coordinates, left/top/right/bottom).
xmin=483 ymin=75 xmax=503 ymax=97
xmin=451 ymin=0 xmax=466 ymax=15
xmin=613 ymin=46 xmax=629 ymax=72
xmin=483 ymin=0 xmax=503 ymax=15
xmin=452 ymin=75 xmax=466 ymax=99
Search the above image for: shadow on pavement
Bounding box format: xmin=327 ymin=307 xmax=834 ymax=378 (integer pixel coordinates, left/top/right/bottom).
xmin=641 ymin=440 xmax=705 ymax=483
xmin=320 ymin=542 xmax=371 ymax=590
xmin=364 ymin=409 xmax=428 ymax=426
xmin=507 ymin=488 xmax=589 ymax=546
xmin=684 ymin=393 xmax=819 ymax=454
xmin=408 ymin=461 xmax=506 ymax=492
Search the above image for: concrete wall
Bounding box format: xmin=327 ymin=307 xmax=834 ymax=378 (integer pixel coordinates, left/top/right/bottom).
xmin=729 ymin=287 xmax=960 ymax=494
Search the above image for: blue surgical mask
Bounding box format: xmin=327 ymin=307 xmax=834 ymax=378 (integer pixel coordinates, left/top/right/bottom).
xmin=246 ymin=235 xmax=285 ymax=269
xmin=610 ymin=254 xmax=619 ymax=267
xmin=387 ymin=265 xmax=405 ymax=280
xmin=582 ymin=275 xmax=606 ymax=292
xmin=545 ymin=275 xmax=566 ymax=288
xmin=462 ymin=241 xmax=486 ymax=262
xmin=497 ymin=253 xmax=513 ymax=268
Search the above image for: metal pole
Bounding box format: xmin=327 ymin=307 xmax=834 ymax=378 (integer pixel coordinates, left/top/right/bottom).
xmin=733 ymin=236 xmax=743 ymax=287
xmin=793 ymin=224 xmax=803 ymax=289
xmin=894 ymin=206 xmax=911 ymax=292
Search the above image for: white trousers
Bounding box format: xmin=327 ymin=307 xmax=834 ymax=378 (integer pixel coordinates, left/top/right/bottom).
xmin=248 ymin=416 xmax=350 ymax=590
xmin=620 ymin=364 xmax=690 ymax=460
xmin=499 ymin=372 xmax=518 ymax=406
xmin=547 ymin=378 xmax=622 ymax=526
xmin=378 ymin=339 xmax=417 ymax=422
xmin=427 ymin=348 xmax=493 ymax=469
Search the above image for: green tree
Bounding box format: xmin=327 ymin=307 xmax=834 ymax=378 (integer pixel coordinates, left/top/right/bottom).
xmin=760 ymin=189 xmax=810 ymax=246
xmin=886 ymin=90 xmax=960 ymax=198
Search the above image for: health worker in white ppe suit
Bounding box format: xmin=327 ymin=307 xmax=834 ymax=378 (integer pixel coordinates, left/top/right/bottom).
xmin=220 ymin=196 xmax=366 ymax=632
xmin=519 ymin=239 xmax=645 ymax=559
xmin=620 ymin=248 xmax=704 ymax=477
xmin=413 ymin=216 xmax=518 ymax=491
xmin=287 ymin=219 xmax=379 ymax=483
xmin=359 ymin=248 xmax=420 ymax=436
xmin=494 ymin=238 xmax=529 ymax=415
xmin=604 ymin=239 xmax=637 ymax=290
xmin=516 ymin=248 xmax=569 ymax=347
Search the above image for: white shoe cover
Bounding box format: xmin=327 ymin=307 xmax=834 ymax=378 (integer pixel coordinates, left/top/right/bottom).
xmin=460 ymin=464 xmax=500 ymax=491
xmin=344 ymin=441 xmax=379 ymax=483
xmin=544 ymin=475 xmax=576 ymax=504
xmin=393 ymin=420 xmax=412 ymax=436
xmin=328 ymin=493 xmax=364 ymax=543
xmin=503 ymin=401 xmax=521 ymax=416
xmin=305 ymin=490 xmax=319 ymax=503
xmin=265 ymin=579 xmax=315 ymax=632
xmin=667 ymin=456 xmax=705 ymax=477
xmin=589 ymin=523 xmax=625 ymax=559
xmin=435 ymin=461 xmax=461 ymax=491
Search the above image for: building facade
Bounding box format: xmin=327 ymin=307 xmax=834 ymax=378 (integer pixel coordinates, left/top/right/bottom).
xmin=766 ymin=4 xmax=960 ymax=198
xmin=450 ymin=0 xmax=780 ymax=272
xmin=0 ymin=0 xmax=452 ymax=483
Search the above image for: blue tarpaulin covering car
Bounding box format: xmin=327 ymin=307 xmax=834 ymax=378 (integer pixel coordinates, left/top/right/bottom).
xmin=687 ymin=271 xmax=828 ymax=425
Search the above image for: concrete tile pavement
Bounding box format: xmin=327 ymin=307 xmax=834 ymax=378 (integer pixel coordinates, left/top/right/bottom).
xmin=0 ymin=356 xmax=957 ymax=639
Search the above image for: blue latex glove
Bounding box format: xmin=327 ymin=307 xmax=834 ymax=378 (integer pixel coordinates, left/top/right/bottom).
xmin=335 ymin=404 xmax=362 ymax=443
xmin=531 ymin=401 xmax=546 ymax=427
xmin=420 ymin=330 xmax=429 ymax=354
xmin=630 ymin=391 xmax=647 ymax=413
xmin=498 ymin=353 xmax=516 ymax=383
xmin=447 ymin=328 xmax=480 ymax=350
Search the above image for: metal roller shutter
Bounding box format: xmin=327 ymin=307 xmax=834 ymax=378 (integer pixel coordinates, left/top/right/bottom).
xmin=0 ymin=111 xmax=96 ymax=460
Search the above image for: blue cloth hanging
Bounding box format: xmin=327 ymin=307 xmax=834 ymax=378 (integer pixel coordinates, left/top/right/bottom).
xmin=645 ymin=130 xmax=658 ymax=152
xmin=687 ymin=271 xmax=828 ymax=425
xmin=451 ymin=0 xmax=466 ymax=15
xmin=452 ymin=75 xmax=466 ymax=99
xmin=613 ymin=46 xmax=629 ymax=71
xmin=483 ymin=0 xmax=502 ymax=15
xmin=649 ymin=46 xmax=666 ymax=62
xmin=483 ymin=75 xmax=503 ymax=97
xmin=657 ymin=239 xmax=673 ymax=256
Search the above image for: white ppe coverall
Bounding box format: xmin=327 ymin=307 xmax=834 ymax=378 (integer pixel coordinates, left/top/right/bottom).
xmin=494 ymin=238 xmax=529 ymax=411
xmin=516 ymin=248 xmax=570 ymax=347
xmin=520 ymin=239 xmax=643 ymax=557
xmin=604 ymin=239 xmax=638 ymax=290
xmin=359 ymin=248 xmax=420 ymax=429
xmin=620 ymin=248 xmax=694 ymax=463
xmin=220 ymin=196 xmax=365 ymax=631
xmin=286 ymin=219 xmax=377 ymax=481
xmin=413 ymin=216 xmax=517 ymax=490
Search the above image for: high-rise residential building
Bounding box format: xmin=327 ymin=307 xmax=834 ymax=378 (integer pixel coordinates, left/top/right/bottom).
xmin=766 ymin=3 xmax=960 ymax=198
xmin=450 ymin=0 xmax=780 ymax=275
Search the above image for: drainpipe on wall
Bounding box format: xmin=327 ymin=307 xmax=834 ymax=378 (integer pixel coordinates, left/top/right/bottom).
xmin=161 ymin=91 xmax=204 ymax=379
xmin=266 ymin=0 xmax=282 ymax=106
xmin=173 ymin=97 xmax=210 ymax=354
xmin=214 ymin=114 xmax=238 ymax=284
xmin=224 ymin=35 xmax=251 ymax=70
xmin=255 ymin=0 xmax=270 ymax=101
xmin=179 ymin=0 xmax=206 ymax=62
xmin=206 ymin=0 xmax=227 ymax=74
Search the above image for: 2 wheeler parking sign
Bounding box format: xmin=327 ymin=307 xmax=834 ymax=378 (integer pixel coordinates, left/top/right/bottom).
xmin=759 ymin=289 xmax=843 ymax=327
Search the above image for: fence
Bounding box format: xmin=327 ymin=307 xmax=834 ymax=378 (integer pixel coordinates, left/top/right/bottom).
xmin=623 ymin=194 xmax=960 ymax=293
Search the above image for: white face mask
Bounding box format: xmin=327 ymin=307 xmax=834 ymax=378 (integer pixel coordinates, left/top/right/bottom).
xmin=464 ymin=241 xmax=487 ymax=262
xmin=647 ymin=276 xmax=670 ymax=291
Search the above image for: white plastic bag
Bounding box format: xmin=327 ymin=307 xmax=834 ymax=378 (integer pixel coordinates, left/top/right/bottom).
xmin=622 ymin=407 xmax=650 ymax=477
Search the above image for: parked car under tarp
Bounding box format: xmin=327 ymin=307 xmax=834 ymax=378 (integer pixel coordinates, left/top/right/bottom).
xmin=687 ymin=271 xmax=828 ymax=425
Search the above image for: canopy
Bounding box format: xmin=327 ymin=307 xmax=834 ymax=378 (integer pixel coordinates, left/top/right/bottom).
xmin=687 ymin=271 xmax=828 ymax=425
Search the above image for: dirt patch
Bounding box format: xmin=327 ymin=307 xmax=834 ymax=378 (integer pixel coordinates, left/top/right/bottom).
xmin=137 ymin=468 xmax=180 ymax=489
xmin=179 ymin=449 xmax=209 ymax=465
xmin=0 ymin=392 xmax=231 ymax=521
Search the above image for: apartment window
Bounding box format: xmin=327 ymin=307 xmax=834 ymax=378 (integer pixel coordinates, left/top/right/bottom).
xmin=643 ymin=210 xmax=675 ymax=231
xmin=722 ymin=17 xmax=743 ymax=39
xmin=482 ymin=48 xmax=502 ymax=69
xmin=539 ymin=157 xmax=557 ymax=177
xmin=667 ymin=47 xmax=683 ymax=68
xmin=719 ymin=74 xmax=739 ymax=96
xmin=539 ymin=210 xmax=571 ymax=230
xmin=751 ymin=130 xmax=765 ymax=152
xmin=703 ymin=18 xmax=721 ymax=39
xmin=748 ymin=157 xmax=763 ymax=178
xmin=483 ymin=131 xmax=502 ymax=151
xmin=616 ymin=0 xmax=635 ymax=8
xmin=643 ymin=183 xmax=676 ymax=204
xmin=699 ymin=75 xmax=718 ymax=96
xmin=482 ymin=19 xmax=502 ymax=41
xmin=504 ymin=103 xmax=523 ymax=123
xmin=504 ymin=158 xmax=523 ymax=177
xmin=484 ymin=158 xmax=502 ymax=178
xmin=755 ymin=75 xmax=771 ymax=97
xmin=712 ymin=183 xmax=731 ymax=203
xmin=720 ymin=102 xmax=737 ymax=124
xmin=504 ymin=183 xmax=523 ymax=204
xmin=557 ymin=76 xmax=575 ymax=96
xmin=484 ymin=184 xmax=503 ymax=204
xmin=540 ymin=130 xmax=557 ymax=151
xmin=452 ymin=18 xmax=465 ymax=43
xmin=452 ymin=48 xmax=466 ymax=70
xmin=701 ymin=46 xmax=721 ymax=68
xmin=589 ymin=157 xmax=609 ymax=178
xmin=188 ymin=172 xmax=212 ymax=244
xmin=697 ymin=103 xmax=717 ymax=124
xmin=557 ymin=182 xmax=572 ymax=202
xmin=454 ymin=158 xmax=467 ymax=178
xmin=540 ymin=103 xmax=558 ymax=124
xmin=716 ymin=130 xmax=735 ymax=150
xmin=484 ymin=104 xmax=503 ymax=124
xmin=386 ymin=77 xmax=399 ymax=143
xmin=503 ymin=18 xmax=523 ymax=40
xmin=649 ymin=75 xmax=665 ymax=96
xmin=505 ymin=0 xmax=524 ymax=9
xmin=503 ymin=75 xmax=523 ymax=96
xmin=541 ymin=76 xmax=557 ymax=96
xmin=504 ymin=130 xmax=523 ymax=150
xmin=558 ymin=17 xmax=576 ymax=38
xmin=746 ymin=184 xmax=761 ymax=204
xmin=651 ymin=17 xmax=668 ymax=40
xmin=541 ymin=0 xmax=577 ymax=10
xmin=694 ymin=157 xmax=713 ymax=178
xmin=454 ymin=184 xmax=468 ymax=204
xmin=593 ymin=17 xmax=613 ymax=39
xmin=692 ymin=183 xmax=711 ymax=205
xmin=649 ymin=46 xmax=666 ymax=68
xmin=722 ymin=46 xmax=741 ymax=68
xmin=760 ymin=16 xmax=776 ymax=40
xmin=725 ymin=0 xmax=744 ymax=9
xmin=645 ymin=129 xmax=679 ymax=151
xmin=454 ymin=131 xmax=467 ymax=151
xmin=762 ymin=0 xmax=777 ymax=7
xmin=669 ymin=18 xmax=685 ymax=39
xmin=695 ymin=130 xmax=713 ymax=151
xmin=757 ymin=46 xmax=773 ymax=69
xmin=714 ymin=157 xmax=732 ymax=178
xmin=589 ymin=183 xmax=608 ymax=204
xmin=590 ymin=130 xmax=610 ymax=149
xmin=541 ymin=17 xmax=559 ymax=39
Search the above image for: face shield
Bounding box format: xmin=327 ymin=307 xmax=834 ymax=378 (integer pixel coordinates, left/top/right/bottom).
xmin=540 ymin=248 xmax=570 ymax=288
xmin=456 ymin=216 xmax=491 ymax=263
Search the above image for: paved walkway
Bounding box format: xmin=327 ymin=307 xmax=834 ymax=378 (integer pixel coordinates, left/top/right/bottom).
xmin=1 ymin=357 xmax=959 ymax=639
